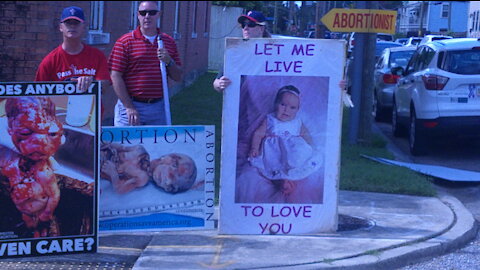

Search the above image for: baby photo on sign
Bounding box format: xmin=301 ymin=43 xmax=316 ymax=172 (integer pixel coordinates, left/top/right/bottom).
xmin=235 ymin=75 xmax=329 ymax=204
xmin=98 ymin=126 xmax=214 ymax=232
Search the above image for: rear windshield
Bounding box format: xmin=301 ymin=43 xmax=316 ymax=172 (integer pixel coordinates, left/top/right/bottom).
xmin=389 ymin=50 xmax=415 ymax=68
xmin=441 ymin=50 xmax=480 ymax=74
xmin=377 ymin=34 xmax=393 ymax=41
xmin=432 ymin=37 xmax=451 ymax=41
xmin=375 ymin=43 xmax=402 ymax=57
xmin=411 ymin=39 xmax=421 ymax=45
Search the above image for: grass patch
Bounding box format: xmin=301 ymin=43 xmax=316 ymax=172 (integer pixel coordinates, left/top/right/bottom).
xmin=339 ymin=139 xmax=436 ymax=196
xmin=171 ymin=71 xmax=223 ymax=200
xmin=171 ymin=71 xmax=437 ymax=200
xmin=339 ymin=110 xmax=436 ymax=197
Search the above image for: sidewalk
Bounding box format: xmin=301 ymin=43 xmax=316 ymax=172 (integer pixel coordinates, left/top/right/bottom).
xmin=1 ymin=189 xmax=477 ymax=270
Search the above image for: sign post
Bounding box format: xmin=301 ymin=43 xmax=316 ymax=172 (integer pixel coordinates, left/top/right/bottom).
xmin=321 ymin=8 xmax=397 ymax=34
xmin=321 ymin=7 xmax=397 ymax=144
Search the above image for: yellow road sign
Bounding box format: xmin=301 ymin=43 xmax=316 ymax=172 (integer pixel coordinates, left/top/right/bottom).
xmin=321 ymin=8 xmax=397 ymax=34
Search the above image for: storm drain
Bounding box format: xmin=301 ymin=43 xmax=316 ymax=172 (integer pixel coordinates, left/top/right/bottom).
xmin=0 ymin=261 xmax=132 ymax=270
xmin=337 ymin=214 xmax=375 ymax=232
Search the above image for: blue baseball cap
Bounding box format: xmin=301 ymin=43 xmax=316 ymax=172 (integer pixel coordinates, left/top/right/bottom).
xmin=238 ymin=11 xmax=266 ymax=26
xmin=61 ymin=6 xmax=85 ymax=22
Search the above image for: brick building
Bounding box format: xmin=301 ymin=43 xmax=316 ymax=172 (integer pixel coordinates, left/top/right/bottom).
xmin=0 ymin=1 xmax=211 ymax=124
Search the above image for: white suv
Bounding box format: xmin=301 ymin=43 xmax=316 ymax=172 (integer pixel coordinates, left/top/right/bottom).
xmin=391 ymin=38 xmax=480 ymax=155
xmin=418 ymin=34 xmax=453 ymax=45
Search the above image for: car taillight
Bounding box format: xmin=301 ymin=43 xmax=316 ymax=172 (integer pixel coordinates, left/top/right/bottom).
xmin=421 ymin=74 xmax=449 ymax=90
xmin=383 ymin=74 xmax=400 ymax=84
xmin=423 ymin=121 xmax=438 ymax=128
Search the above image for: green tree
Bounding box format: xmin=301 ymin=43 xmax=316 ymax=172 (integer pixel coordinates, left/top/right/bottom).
xmin=378 ymin=1 xmax=404 ymax=10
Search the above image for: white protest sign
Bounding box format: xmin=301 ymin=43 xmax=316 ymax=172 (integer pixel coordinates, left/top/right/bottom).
xmin=219 ymin=38 xmax=345 ymax=234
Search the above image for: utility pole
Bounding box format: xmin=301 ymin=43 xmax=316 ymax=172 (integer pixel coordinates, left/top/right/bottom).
xmin=315 ymin=1 xmax=326 ymax=38
xmin=289 ymin=1 xmax=295 ymax=28
xmin=348 ymin=0 xmax=376 ymax=144
xmin=273 ymin=1 xmax=278 ymax=34
xmin=358 ymin=1 xmax=377 ymax=143
xmin=348 ymin=0 xmax=366 ymax=144
xmin=315 ymin=1 xmax=320 ymax=38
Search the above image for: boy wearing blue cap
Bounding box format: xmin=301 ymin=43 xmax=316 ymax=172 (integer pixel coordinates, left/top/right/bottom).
xmin=35 ymin=6 xmax=110 ymax=93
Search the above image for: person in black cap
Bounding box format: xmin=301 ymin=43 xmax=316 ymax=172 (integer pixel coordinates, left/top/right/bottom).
xmin=35 ymin=6 xmax=110 ymax=92
xmin=237 ymin=10 xmax=272 ymax=39
xmin=213 ymin=10 xmax=271 ymax=92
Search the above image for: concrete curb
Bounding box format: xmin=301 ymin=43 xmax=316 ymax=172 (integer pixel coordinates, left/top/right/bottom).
xmin=306 ymin=193 xmax=478 ymax=270
xmin=253 ymin=193 xmax=477 ymax=270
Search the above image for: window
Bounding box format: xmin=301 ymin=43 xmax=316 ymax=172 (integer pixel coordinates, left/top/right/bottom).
xmin=173 ymin=1 xmax=181 ymax=39
xmin=420 ymin=47 xmax=435 ymax=70
xmin=375 ymin=56 xmax=384 ymax=69
xmin=442 ymin=50 xmax=480 ymax=74
xmin=130 ymin=1 xmax=138 ymax=30
xmin=412 ymin=47 xmax=425 ymax=72
xmin=413 ymin=47 xmax=435 ymax=72
xmin=90 ymin=1 xmax=104 ymax=31
xmin=191 ymin=1 xmax=197 ymax=38
xmin=87 ymin=1 xmax=109 ymax=45
xmin=389 ymin=51 xmax=415 ymax=68
xmin=405 ymin=49 xmax=420 ymax=75
xmin=441 ymin=3 xmax=449 ymax=18
xmin=474 ymin=10 xmax=480 ymax=31
xmin=204 ymin=2 xmax=209 ymax=37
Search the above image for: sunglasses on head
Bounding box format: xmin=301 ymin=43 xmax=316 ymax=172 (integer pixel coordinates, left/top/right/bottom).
xmin=138 ymin=10 xmax=159 ymax=16
xmin=241 ymin=21 xmax=259 ymax=28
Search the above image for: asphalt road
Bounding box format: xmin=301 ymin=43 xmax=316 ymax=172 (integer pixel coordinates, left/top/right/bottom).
xmin=375 ymin=121 xmax=480 ymax=172
xmin=374 ymin=121 xmax=480 ymax=270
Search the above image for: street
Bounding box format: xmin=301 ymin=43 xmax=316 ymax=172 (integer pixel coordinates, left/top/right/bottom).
xmin=375 ymin=121 xmax=480 ymax=172
xmin=374 ymin=121 xmax=480 ymax=269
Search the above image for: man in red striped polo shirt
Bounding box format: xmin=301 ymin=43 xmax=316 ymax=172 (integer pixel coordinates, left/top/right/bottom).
xmin=108 ymin=1 xmax=182 ymax=126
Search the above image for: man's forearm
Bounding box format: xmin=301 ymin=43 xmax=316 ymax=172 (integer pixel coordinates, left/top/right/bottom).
xmin=167 ymin=63 xmax=182 ymax=82
xmin=111 ymin=71 xmax=134 ymax=109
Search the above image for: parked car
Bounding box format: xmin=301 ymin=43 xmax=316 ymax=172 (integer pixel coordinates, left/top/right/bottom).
xmin=329 ymin=32 xmax=343 ymax=39
xmin=418 ymin=34 xmax=453 ymax=45
xmin=373 ymin=46 xmax=416 ymax=121
xmin=391 ymin=38 xmax=480 ymax=155
xmin=346 ymin=41 xmax=402 ymax=92
xmin=347 ymin=32 xmax=394 ymax=56
xmin=374 ymin=41 xmax=403 ymax=61
xmin=395 ymin=38 xmax=409 ymax=45
xmin=405 ymin=37 xmax=422 ymax=47
xmin=305 ymin=31 xmax=315 ymax=38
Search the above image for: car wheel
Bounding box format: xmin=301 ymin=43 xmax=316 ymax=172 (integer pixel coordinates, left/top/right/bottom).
xmin=373 ymin=92 xmax=384 ymax=122
xmin=409 ymin=108 xmax=427 ymax=156
xmin=392 ymin=102 xmax=405 ymax=137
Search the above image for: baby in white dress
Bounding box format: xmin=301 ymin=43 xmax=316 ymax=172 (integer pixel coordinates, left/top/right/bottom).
xmin=248 ymin=85 xmax=322 ymax=195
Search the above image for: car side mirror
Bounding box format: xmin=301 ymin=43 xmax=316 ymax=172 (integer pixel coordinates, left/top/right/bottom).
xmin=391 ymin=66 xmax=404 ymax=76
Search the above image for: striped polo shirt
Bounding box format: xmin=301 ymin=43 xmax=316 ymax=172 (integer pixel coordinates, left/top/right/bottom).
xmin=108 ymin=27 xmax=181 ymax=99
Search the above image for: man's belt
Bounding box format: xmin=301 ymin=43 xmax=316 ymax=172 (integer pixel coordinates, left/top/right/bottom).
xmin=131 ymin=96 xmax=162 ymax=103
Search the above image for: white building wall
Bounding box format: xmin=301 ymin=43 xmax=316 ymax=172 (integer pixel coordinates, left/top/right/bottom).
xmin=208 ymin=5 xmax=244 ymax=71
xmin=397 ymin=1 xmax=426 ymax=36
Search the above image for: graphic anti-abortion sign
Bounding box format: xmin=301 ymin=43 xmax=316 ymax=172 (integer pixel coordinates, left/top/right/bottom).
xmin=99 ymin=125 xmax=215 ymax=232
xmin=219 ymin=38 xmax=345 ymax=234
xmin=0 ymin=82 xmax=100 ymax=257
